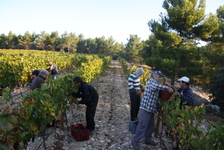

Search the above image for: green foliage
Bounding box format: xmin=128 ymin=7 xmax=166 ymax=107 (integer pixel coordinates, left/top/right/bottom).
xmin=1 ymin=87 xmax=11 ymax=101
xmin=124 ymin=35 xmax=144 ymax=63
xmin=118 ymin=57 xmax=130 ymax=76
xmin=0 ymin=50 xmax=111 ymax=89
xmin=18 ymin=31 xmax=37 ymax=50
xmin=145 ymin=0 xmax=219 ymax=85
xmin=118 ymin=57 xmax=152 ymax=86
xmin=204 ymin=5 xmax=224 ymax=43
xmin=197 ymin=44 xmax=224 ymax=88
xmin=210 ymin=67 xmax=224 ymax=110
xmin=0 ymin=31 xmax=125 ymax=59
xmin=0 ymin=50 xmax=111 ymax=149
xmin=161 ymin=95 xmax=224 ymax=150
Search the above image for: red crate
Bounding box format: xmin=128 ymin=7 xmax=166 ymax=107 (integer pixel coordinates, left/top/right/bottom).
xmin=159 ymin=90 xmax=172 ymax=101
xmin=71 ymin=124 xmax=89 ymax=142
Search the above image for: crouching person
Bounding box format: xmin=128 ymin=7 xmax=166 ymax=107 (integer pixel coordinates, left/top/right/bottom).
xmin=30 ymin=70 xmax=49 ymax=91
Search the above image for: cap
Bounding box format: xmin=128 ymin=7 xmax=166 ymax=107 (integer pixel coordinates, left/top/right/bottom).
xmin=178 ymin=76 xmax=190 ymax=83
xmin=154 ymin=70 xmax=165 ymax=77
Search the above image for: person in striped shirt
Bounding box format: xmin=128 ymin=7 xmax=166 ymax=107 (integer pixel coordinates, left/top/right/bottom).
xmin=132 ymin=70 xmax=173 ymax=150
xmin=128 ymin=67 xmax=144 ymax=121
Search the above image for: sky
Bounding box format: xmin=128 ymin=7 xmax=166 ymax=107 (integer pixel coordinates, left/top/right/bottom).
xmin=0 ymin=0 xmax=223 ymax=44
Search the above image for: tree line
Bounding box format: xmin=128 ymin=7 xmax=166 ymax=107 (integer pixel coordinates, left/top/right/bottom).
xmin=0 ymin=31 xmax=145 ymax=60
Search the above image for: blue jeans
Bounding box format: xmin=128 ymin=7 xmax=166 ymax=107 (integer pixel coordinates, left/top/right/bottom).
xmin=133 ymin=109 xmax=155 ymax=145
xmin=52 ymin=73 xmax=59 ymax=79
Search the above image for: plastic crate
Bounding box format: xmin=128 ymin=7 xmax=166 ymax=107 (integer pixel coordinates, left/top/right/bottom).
xmin=159 ymin=90 xmax=172 ymax=101
xmin=71 ymin=124 xmax=89 ymax=142
xmin=129 ymin=121 xmax=138 ymax=134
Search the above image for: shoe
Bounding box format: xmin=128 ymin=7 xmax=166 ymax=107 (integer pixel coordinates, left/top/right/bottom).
xmin=131 ymin=140 xmax=140 ymax=150
xmin=89 ymin=130 xmax=95 ymax=135
xmin=145 ymin=140 xmax=157 ymax=146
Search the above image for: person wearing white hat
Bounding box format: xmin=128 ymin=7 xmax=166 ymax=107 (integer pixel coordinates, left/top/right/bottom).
xmin=174 ymin=76 xmax=194 ymax=108
xmin=128 ymin=67 xmax=145 ymax=121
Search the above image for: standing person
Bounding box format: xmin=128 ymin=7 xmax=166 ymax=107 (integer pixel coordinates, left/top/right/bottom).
xmin=128 ymin=67 xmax=144 ymax=121
xmin=71 ymin=77 xmax=99 ymax=135
xmin=174 ymin=76 xmax=194 ymax=108
xmin=132 ymin=71 xmax=173 ymax=150
xmin=30 ymin=70 xmax=49 ymax=91
xmin=47 ymin=61 xmax=58 ymax=79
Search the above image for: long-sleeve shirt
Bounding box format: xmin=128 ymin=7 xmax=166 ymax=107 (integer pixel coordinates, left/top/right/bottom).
xmin=50 ymin=63 xmax=58 ymax=74
xmin=140 ymin=78 xmax=168 ymax=114
xmin=30 ymin=75 xmax=46 ymax=91
xmin=128 ymin=74 xmax=141 ymax=91
xmin=177 ymin=86 xmax=194 ymax=107
xmin=72 ymin=82 xmax=99 ymax=106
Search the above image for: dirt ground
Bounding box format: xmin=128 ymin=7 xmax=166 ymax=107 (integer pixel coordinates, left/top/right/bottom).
xmin=0 ymin=60 xmax=213 ymax=150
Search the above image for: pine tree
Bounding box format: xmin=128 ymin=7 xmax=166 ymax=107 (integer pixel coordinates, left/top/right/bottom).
xmin=145 ymin=0 xmax=219 ymax=85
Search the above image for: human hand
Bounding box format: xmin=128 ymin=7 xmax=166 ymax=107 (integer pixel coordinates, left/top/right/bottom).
xmin=167 ymin=87 xmax=174 ymax=93
xmin=136 ymin=90 xmax=141 ymax=95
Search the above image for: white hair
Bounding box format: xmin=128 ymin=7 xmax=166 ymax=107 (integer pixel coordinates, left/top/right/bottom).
xmin=39 ymin=70 xmax=49 ymax=76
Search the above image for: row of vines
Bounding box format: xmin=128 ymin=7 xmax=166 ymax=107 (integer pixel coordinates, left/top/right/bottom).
xmin=118 ymin=57 xmax=224 ymax=150
xmin=0 ymin=49 xmax=111 ymax=150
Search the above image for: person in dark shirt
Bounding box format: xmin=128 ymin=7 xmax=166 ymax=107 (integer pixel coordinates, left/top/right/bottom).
xmin=30 ymin=70 xmax=49 ymax=91
xmin=71 ymin=77 xmax=99 ymax=135
xmin=174 ymin=76 xmax=194 ymax=108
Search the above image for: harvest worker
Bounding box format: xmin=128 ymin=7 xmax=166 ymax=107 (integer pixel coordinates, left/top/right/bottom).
xmin=47 ymin=61 xmax=58 ymax=79
xmin=174 ymin=76 xmax=194 ymax=108
xmin=30 ymin=70 xmax=49 ymax=91
xmin=30 ymin=69 xmax=42 ymax=82
xmin=71 ymin=77 xmax=99 ymax=135
xmin=132 ymin=71 xmax=173 ymax=150
xmin=128 ymin=67 xmax=144 ymax=121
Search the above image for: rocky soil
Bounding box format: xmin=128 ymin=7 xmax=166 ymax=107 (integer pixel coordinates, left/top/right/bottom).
xmin=0 ymin=60 xmax=216 ymax=150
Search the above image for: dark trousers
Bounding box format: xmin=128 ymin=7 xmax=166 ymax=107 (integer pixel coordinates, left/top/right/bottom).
xmin=129 ymin=91 xmax=141 ymax=121
xmin=86 ymin=98 xmax=98 ymax=131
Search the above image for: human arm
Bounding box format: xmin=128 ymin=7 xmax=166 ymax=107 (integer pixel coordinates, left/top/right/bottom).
xmin=179 ymin=88 xmax=194 ymax=106
xmin=71 ymin=91 xmax=81 ymax=98
xmin=77 ymin=84 xmax=92 ymax=105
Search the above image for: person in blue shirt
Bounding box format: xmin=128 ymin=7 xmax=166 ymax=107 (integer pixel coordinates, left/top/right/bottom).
xmin=131 ymin=71 xmax=173 ymax=150
xmin=175 ymin=76 xmax=194 ymax=108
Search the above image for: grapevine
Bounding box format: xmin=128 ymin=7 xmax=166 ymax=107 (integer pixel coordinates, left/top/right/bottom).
xmin=0 ymin=49 xmax=111 ymax=149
